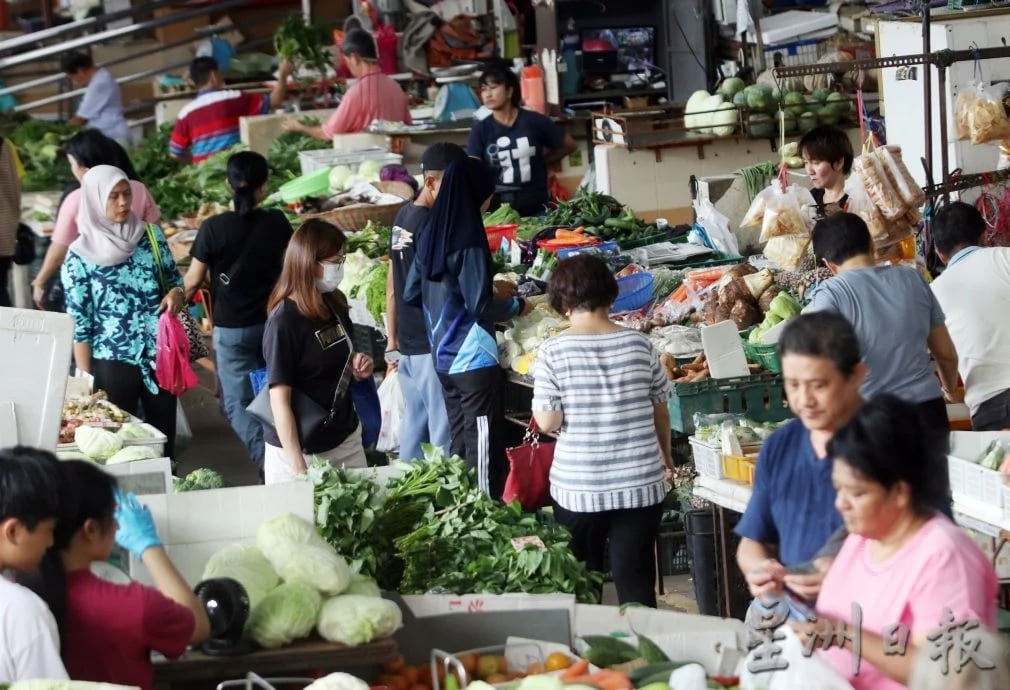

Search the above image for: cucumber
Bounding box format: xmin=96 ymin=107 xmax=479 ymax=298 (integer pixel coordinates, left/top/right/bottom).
xmin=582 ymin=635 xmax=641 ymax=667
xmin=637 ymin=635 xmax=670 ymax=663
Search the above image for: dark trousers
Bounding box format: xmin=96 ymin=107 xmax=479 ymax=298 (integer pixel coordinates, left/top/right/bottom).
xmin=0 ymin=256 xmax=11 ymax=307
xmin=92 ymin=359 xmax=177 ymax=460
xmin=972 ymin=389 xmax=1010 ymax=432
xmin=915 ymin=396 xmax=953 ymax=516
xmin=553 ymin=501 xmax=664 ymax=607
xmin=438 ymin=367 xmax=505 ymax=498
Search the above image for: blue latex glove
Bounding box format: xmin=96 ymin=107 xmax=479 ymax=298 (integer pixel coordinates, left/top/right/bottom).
xmin=114 ymin=489 xmax=161 ymax=560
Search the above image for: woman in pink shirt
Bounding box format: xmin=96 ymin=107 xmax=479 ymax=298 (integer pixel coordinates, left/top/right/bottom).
xmin=802 ymin=394 xmax=999 ymax=690
xmin=32 ymin=130 xmax=159 ymax=310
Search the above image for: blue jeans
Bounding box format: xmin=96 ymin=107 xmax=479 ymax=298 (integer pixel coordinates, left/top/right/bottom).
xmin=397 ymin=353 xmax=451 ymax=462
xmin=213 ymin=323 xmax=267 ymax=465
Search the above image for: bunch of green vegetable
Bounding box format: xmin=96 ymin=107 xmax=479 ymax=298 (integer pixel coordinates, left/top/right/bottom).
xmin=149 ymin=145 xmax=238 ymax=219
xmin=173 ymin=468 xmax=225 ymax=492
xmin=274 ymin=16 xmax=332 ymax=73
xmin=310 ymin=462 xmax=387 ymax=578
xmin=345 ymin=220 xmax=391 ymax=259
xmin=131 ymin=123 xmax=179 ymax=183
xmin=483 ymin=203 xmax=521 ymax=227
xmin=267 ymin=117 xmax=329 ymax=178
xmin=9 ymin=119 xmax=79 ymax=192
xmin=542 ymin=189 xmax=624 ymax=228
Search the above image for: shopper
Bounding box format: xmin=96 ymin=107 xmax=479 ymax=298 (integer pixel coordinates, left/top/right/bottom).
xmin=283 ymin=29 xmax=411 ymax=139
xmin=807 ymin=394 xmax=997 ymax=690
xmin=930 ymin=201 xmax=1010 ymax=431
xmin=0 ymin=447 xmax=67 ymax=682
xmin=170 ymin=56 xmax=292 ymax=163
xmin=0 ymin=133 xmax=20 ymax=308
xmin=261 ymin=219 xmax=374 ymax=483
xmin=807 ymin=212 xmax=960 ymax=441
xmin=799 ymin=125 xmax=853 ymax=217
xmin=532 ymin=254 xmax=674 ymax=606
xmin=61 ymin=52 xmax=129 ymax=144
xmin=33 ymin=130 xmax=158 ymax=311
xmin=404 ymin=155 xmax=530 ymax=496
xmin=467 ymin=61 xmax=577 ymax=217
xmin=21 ymin=461 xmax=209 ymax=690
xmin=384 ymin=142 xmax=463 ymax=463
xmin=62 ymin=165 xmax=184 ymax=459
xmin=183 ymin=151 xmax=293 ymax=468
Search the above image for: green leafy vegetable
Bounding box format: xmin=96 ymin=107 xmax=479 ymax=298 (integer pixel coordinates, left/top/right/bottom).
xmin=246 ymin=581 xmax=322 ymax=649
xmin=8 ymin=119 xmax=79 ymax=192
xmin=483 ymin=203 xmax=521 ymax=227
xmin=173 ymin=468 xmax=225 ymax=491
xmin=274 ymin=16 xmax=332 ymax=73
xmin=130 ymin=123 xmax=180 ymax=183
xmin=267 ymin=117 xmax=328 ymax=178
xmin=345 ymin=220 xmax=391 ymax=259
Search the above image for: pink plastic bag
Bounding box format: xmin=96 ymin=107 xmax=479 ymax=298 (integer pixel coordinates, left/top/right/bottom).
xmin=155 ymin=312 xmax=199 ymax=396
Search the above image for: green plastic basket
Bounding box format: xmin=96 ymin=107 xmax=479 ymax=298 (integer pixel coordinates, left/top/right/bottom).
xmin=272 ymin=167 xmax=332 ymax=203
xmin=740 ymin=327 xmax=782 ymax=373
xmin=617 ymin=229 xmax=672 ymax=250
xmin=667 ymin=372 xmax=792 ymax=434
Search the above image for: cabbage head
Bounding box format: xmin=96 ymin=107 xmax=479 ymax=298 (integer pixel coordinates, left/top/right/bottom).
xmin=316 ymin=594 xmax=402 ymax=646
xmin=344 ymin=573 xmax=381 ymax=598
xmin=201 ymin=544 xmax=280 ymax=611
xmin=247 ymin=581 xmax=322 ymax=649
xmin=116 ymin=422 xmax=151 ymax=440
xmin=257 ymin=513 xmax=352 ymax=595
xmin=75 ymin=426 xmax=123 ymax=461
xmin=305 ymin=673 xmax=370 ymax=690
xmin=105 ymin=446 xmax=159 ymax=465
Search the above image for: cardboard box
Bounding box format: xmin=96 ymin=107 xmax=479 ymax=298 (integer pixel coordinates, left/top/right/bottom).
xmin=154 ymin=7 xmax=210 ymax=46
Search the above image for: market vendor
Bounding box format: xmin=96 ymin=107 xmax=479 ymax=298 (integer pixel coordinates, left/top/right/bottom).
xmin=62 ymin=52 xmax=129 ymax=145
xmin=282 ymin=29 xmax=411 ymax=140
xmin=467 ymin=62 xmax=577 ymax=218
xmin=799 ymin=125 xmax=854 ymax=218
xmin=930 ymin=202 xmax=1010 ymax=432
xmin=169 ymin=56 xmax=293 ymax=164
xmin=798 ymin=394 xmax=997 ymax=690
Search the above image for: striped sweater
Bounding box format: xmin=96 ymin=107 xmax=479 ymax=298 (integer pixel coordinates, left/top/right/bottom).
xmin=532 ymin=329 xmax=671 ymax=513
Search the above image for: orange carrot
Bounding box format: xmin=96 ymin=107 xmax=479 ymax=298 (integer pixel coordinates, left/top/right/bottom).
xmin=670 ymin=283 xmax=689 ymax=303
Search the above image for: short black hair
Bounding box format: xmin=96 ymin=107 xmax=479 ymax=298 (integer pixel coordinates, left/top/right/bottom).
xmin=931 ymin=201 xmax=985 ymax=256
xmin=777 ymin=312 xmax=861 ymax=377
xmin=421 ymin=142 xmax=467 ymax=175
xmin=812 ymin=212 xmax=873 ymax=265
xmin=828 ymin=393 xmax=947 ymax=514
xmin=62 ymin=129 xmax=141 ymax=181
xmin=479 ymin=61 xmax=522 ymax=109
xmin=798 ymin=125 xmax=854 ymax=175
xmin=61 ymin=51 xmax=93 ymax=75
xmin=189 ymin=57 xmax=219 ymax=87
xmin=341 ymin=28 xmax=378 ymax=61
xmin=0 ymin=446 xmax=61 ymax=529
xmin=547 ymin=254 xmax=618 ymax=314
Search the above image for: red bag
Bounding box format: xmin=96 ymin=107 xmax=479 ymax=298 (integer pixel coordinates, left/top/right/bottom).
xmin=155 ymin=312 xmax=199 ymax=396
xmin=503 ymin=418 xmax=555 ymax=510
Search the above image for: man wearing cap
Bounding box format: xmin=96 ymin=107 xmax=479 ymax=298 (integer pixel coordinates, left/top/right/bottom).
xmin=383 ymin=143 xmax=465 ymax=462
xmin=283 ymin=28 xmax=412 ymax=140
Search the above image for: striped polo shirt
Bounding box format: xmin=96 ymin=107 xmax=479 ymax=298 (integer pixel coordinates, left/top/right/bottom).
xmin=169 ymin=89 xmax=269 ymax=163
xmin=532 ymin=329 xmax=671 ymax=513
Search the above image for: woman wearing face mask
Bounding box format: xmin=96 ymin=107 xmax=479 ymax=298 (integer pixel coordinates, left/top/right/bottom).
xmin=33 ymin=129 xmax=159 ymax=311
xmin=260 ymin=219 xmax=374 ymax=483
xmin=62 ymin=165 xmax=183 ymax=459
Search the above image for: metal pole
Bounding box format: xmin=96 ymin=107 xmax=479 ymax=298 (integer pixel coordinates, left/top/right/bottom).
xmin=302 ymin=0 xmax=312 ymax=23
xmin=922 ymin=4 xmax=933 ymax=200
xmin=937 ymin=65 xmax=950 ymax=205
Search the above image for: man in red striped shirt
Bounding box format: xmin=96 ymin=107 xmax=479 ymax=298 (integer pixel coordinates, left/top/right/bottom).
xmin=169 ymin=57 xmax=292 ymax=164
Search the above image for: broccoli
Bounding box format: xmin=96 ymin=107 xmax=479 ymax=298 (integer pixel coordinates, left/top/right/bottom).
xmin=174 ymin=468 xmax=225 ymax=492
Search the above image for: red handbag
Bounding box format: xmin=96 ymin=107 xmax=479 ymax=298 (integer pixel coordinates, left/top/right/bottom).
xmin=503 ymin=418 xmax=555 ymax=510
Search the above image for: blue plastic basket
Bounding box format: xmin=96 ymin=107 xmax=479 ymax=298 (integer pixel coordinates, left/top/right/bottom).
xmin=249 ymin=368 xmax=268 ymax=396
xmin=612 ymin=273 xmax=655 ymax=313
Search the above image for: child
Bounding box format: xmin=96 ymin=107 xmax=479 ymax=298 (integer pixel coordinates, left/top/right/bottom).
xmin=0 ymin=446 xmax=68 ymax=682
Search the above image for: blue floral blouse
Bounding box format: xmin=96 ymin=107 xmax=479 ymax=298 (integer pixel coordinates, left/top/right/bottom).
xmin=61 ymin=225 xmax=182 ymax=394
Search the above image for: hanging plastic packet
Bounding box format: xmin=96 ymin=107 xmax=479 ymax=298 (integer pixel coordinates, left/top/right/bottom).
xmin=760 ymin=184 xmax=815 ymax=243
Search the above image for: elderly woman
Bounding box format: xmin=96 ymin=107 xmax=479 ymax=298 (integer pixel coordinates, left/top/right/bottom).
xmin=802 ymin=394 xmax=998 ymax=689
xmin=532 ymin=254 xmax=675 ymax=606
xmin=62 ymin=165 xmax=183 ymax=458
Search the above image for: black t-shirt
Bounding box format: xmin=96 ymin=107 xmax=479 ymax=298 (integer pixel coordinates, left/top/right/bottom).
xmin=190 ymin=209 xmax=294 ymax=327
xmin=389 ymin=203 xmax=431 ymax=356
xmin=261 ymin=298 xmax=358 ymax=453
xmin=466 ymin=109 xmax=567 ymax=217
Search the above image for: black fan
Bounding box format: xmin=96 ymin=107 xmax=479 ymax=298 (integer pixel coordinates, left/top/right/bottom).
xmin=194 ymin=577 xmax=255 ymax=656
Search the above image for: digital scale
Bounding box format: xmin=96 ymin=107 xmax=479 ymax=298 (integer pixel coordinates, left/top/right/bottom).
xmin=431 ymin=66 xmax=481 ymax=122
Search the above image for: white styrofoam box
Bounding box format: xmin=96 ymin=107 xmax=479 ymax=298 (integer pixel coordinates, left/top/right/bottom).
xmin=400 ymin=593 xmax=576 ymax=619
xmin=949 ymin=431 xmax=1010 ymax=509
xmin=949 ymin=455 xmax=966 ymax=495
xmin=0 ymin=308 xmax=75 ymax=449
xmin=58 ymin=421 xmax=168 ymax=458
xmin=1003 ymin=484 xmax=1010 ymax=522
xmin=104 ymin=457 xmax=173 ymax=496
xmin=298 ymin=148 xmax=403 ymax=175
xmin=745 ymin=10 xmax=838 ymax=45
xmin=690 ymin=437 xmax=724 ymax=479
xmin=128 ymin=481 xmax=313 ymax=587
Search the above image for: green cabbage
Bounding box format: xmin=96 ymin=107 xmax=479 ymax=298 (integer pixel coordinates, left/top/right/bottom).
xmin=56 ymin=451 xmax=91 ymax=461
xmin=344 ymin=573 xmax=381 ymax=598
xmin=329 ymin=165 xmax=352 ymax=193
xmin=257 ymin=513 xmax=352 ymax=595
xmin=202 ymin=544 xmax=280 ymax=611
xmin=75 ymin=426 xmax=123 ymax=462
xmin=305 ymin=673 xmax=370 ymax=690
xmin=316 ymin=594 xmax=402 ymax=646
xmin=247 ymin=581 xmax=322 ymax=649
xmin=116 ymin=422 xmax=151 ymax=440
xmin=105 ymin=446 xmax=159 ymax=465
xmin=357 ymin=159 xmax=382 ymax=180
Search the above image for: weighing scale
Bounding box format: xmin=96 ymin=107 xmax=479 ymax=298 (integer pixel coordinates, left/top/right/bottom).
xmin=431 ymin=66 xmax=481 ymax=122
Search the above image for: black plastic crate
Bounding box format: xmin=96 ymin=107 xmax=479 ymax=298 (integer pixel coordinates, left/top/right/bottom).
xmin=659 ymin=531 xmax=691 ymax=576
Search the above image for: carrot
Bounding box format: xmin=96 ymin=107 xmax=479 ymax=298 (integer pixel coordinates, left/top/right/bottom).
xmin=686 ymin=266 xmax=730 ymax=282
xmin=589 ymin=671 xmax=633 ymax=690
xmin=670 ymin=284 xmax=689 ymax=303
xmin=561 ymin=659 xmax=590 ymax=680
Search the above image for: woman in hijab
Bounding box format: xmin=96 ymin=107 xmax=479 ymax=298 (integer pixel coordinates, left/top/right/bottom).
xmin=62 ymin=165 xmax=184 ymax=458
xmin=404 ymin=155 xmax=531 ymax=497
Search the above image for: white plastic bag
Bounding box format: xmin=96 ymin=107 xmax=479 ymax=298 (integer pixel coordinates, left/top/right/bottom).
xmin=739 ymin=625 xmax=855 ymax=690
xmin=375 ymin=369 xmax=405 ymax=453
xmin=694 ymin=198 xmax=740 ymax=256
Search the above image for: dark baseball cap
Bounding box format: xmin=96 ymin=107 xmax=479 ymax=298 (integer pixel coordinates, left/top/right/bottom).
xmin=421 ymin=142 xmax=467 ymax=175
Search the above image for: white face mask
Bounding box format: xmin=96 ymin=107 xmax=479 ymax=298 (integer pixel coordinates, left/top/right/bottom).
xmin=316 ymin=262 xmax=344 ymax=293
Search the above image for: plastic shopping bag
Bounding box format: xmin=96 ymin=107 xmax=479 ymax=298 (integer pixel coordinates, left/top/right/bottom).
xmin=760 ymin=184 xmax=815 ymax=243
xmin=955 ymin=81 xmax=1010 ymax=144
xmin=155 ymin=312 xmax=198 ymax=396
xmin=740 ymin=625 xmax=855 ymax=690
xmin=375 ymin=369 xmax=405 ymax=453
xmin=693 ymin=198 xmax=740 ymax=256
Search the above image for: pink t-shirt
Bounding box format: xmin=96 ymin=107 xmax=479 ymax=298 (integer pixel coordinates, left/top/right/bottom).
xmin=51 ymin=180 xmax=160 ymax=246
xmin=816 ymin=515 xmax=998 ymax=690
xmin=321 ymin=70 xmax=412 ymax=137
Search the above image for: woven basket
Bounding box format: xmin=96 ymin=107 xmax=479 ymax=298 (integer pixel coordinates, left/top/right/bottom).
xmin=299 ymin=181 xmax=414 ymax=232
